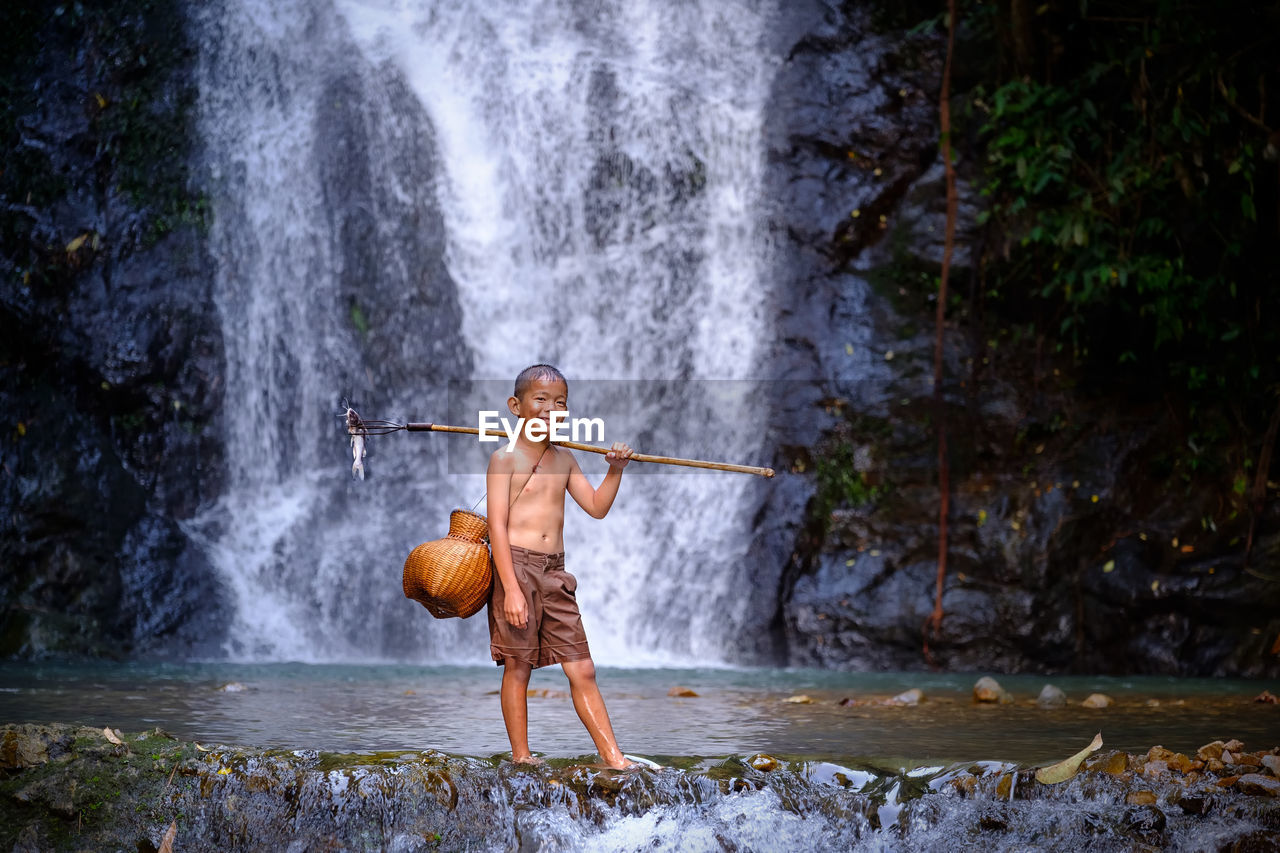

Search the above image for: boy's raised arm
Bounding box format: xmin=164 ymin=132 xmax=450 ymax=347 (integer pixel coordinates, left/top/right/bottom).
xmin=486 ymin=450 xmax=528 ymax=629
xmin=566 ymin=442 xmax=632 ymax=519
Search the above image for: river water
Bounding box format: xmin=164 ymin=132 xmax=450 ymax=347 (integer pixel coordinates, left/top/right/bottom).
xmin=2 ymin=663 xmax=1274 ymax=765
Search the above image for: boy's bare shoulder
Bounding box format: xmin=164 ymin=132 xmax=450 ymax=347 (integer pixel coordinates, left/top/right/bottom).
xmin=488 ymin=448 xmax=516 ymax=472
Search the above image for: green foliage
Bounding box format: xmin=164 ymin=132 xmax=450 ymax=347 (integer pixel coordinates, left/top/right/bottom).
xmin=964 ymin=0 xmax=1278 ymax=418
xmin=350 ymin=301 xmax=370 ymax=337
xmin=815 ymin=441 xmax=886 ymax=518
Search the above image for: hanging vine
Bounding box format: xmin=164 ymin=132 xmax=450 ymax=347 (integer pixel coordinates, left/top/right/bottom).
xmin=923 ymin=0 xmax=959 ymax=663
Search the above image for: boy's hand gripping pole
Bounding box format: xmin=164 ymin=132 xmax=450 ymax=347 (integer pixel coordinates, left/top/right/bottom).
xmin=406 ymin=423 xmax=776 ymax=478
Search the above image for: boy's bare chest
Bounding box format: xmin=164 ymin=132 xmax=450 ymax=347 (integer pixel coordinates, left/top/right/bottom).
xmin=513 ymin=469 xmax=568 ymax=509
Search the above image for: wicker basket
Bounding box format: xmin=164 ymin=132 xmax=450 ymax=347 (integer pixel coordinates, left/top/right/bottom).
xmin=403 ymin=509 xmax=493 ymax=619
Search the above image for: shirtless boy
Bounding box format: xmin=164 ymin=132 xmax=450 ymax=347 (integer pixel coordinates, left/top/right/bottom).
xmin=485 ymin=364 xmax=635 ymax=769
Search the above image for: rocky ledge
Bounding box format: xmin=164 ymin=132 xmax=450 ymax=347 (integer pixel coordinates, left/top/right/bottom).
xmin=2 ymin=723 xmax=1278 ymax=851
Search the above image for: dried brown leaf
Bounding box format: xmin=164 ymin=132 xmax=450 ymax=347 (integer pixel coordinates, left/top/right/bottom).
xmin=1035 ymin=732 xmax=1104 ymax=785
xmin=158 ymin=820 xmax=177 ymax=853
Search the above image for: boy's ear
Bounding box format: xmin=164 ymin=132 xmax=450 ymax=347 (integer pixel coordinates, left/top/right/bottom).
xmin=507 ymin=395 xmax=521 ymax=416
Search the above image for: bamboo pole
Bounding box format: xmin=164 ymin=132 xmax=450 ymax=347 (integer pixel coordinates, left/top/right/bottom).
xmin=404 ymin=422 xmax=775 ymax=478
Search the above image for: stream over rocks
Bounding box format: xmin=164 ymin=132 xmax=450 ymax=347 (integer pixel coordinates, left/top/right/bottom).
xmin=3 ymin=723 xmax=1279 ymax=852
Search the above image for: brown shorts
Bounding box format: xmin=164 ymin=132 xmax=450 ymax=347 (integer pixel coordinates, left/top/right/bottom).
xmin=488 ymin=545 xmax=591 ymax=669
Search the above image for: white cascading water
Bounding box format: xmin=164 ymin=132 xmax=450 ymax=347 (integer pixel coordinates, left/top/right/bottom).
xmin=189 ymin=0 xmax=778 ymax=664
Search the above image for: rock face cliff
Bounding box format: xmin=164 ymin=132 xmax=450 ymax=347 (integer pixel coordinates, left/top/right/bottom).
xmin=755 ymin=1 xmax=1280 ymax=677
xmin=2 ymin=0 xmax=1276 ymax=675
xmin=1 ymin=0 xmax=229 ymax=658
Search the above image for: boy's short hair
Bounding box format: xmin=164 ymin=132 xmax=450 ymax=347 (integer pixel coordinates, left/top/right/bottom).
xmin=514 ymin=364 xmax=567 ymax=398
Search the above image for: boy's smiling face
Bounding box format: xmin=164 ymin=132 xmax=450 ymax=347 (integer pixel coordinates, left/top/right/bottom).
xmin=508 ymin=376 xmax=568 ymax=426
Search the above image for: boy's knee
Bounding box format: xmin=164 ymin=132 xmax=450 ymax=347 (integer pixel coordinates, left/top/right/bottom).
xmin=503 ymin=660 xmax=533 ymax=682
xmin=563 ymin=658 xmax=596 ymax=682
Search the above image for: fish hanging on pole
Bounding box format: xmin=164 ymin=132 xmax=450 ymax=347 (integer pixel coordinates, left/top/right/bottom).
xmin=346 ymin=406 xmax=367 ymax=480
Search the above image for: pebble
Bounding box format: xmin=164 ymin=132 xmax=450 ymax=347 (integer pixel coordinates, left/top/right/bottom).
xmin=1036 ymin=684 xmax=1067 ymax=708
xmin=888 ymin=688 xmax=923 ymax=706
xmin=1197 ymin=741 xmax=1225 ymax=761
xmin=667 ymin=687 xmax=699 ymax=698
xmin=1125 ymin=790 xmax=1157 ymax=805
xmin=1233 ymin=753 xmax=1262 ymax=768
xmin=784 ymin=695 xmax=814 ymax=704
xmin=973 ymin=677 xmax=1013 ymax=704
xmin=1147 ymin=746 xmax=1193 ymax=773
xmin=1081 ymin=693 xmax=1113 ymax=709
xmin=1261 ymin=755 xmax=1280 ymax=777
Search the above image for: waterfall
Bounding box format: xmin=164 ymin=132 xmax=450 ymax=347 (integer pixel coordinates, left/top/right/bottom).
xmin=189 ymin=0 xmax=779 ymax=664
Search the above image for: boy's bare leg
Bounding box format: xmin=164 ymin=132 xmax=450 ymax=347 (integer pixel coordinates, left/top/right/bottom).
xmin=500 ymin=659 xmax=539 ymax=763
xmin=561 ymin=658 xmax=635 ymax=769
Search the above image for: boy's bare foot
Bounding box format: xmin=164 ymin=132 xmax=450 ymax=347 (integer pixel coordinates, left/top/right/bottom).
xmin=600 ymin=756 xmax=639 ymax=770
xmin=511 ymin=754 xmax=545 ymax=766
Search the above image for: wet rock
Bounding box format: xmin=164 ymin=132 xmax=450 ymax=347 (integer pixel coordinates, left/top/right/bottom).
xmin=1085 ymin=751 xmax=1130 ymax=775
xmin=1081 ymin=693 xmax=1113 ymax=709
xmin=1199 ymin=740 xmax=1227 ymax=761
xmin=977 ymin=805 xmax=1008 ymax=831
xmin=1122 ymin=804 xmax=1167 ymax=843
xmin=995 ymin=770 xmax=1037 ymax=799
xmin=1176 ymin=793 xmax=1211 ymax=816
xmin=888 ymin=688 xmax=923 ymax=706
xmin=0 ymin=725 xmax=76 ymax=769
xmin=973 ymin=677 xmax=1012 ymax=704
xmin=1237 ymin=774 xmax=1280 ymax=797
xmin=1225 ymin=739 xmax=1247 ymax=753
xmin=1145 ymin=746 xmax=1193 ymax=773
xmin=5 ymin=723 xmax=1280 ymax=851
xmin=1262 ymin=755 xmax=1280 ymax=777
xmin=1222 ymin=830 xmax=1280 ymax=853
xmin=784 ymin=695 xmax=815 ymax=704
xmin=667 ymin=687 xmax=699 ymax=698
xmin=1036 ymin=684 xmax=1067 ymax=708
